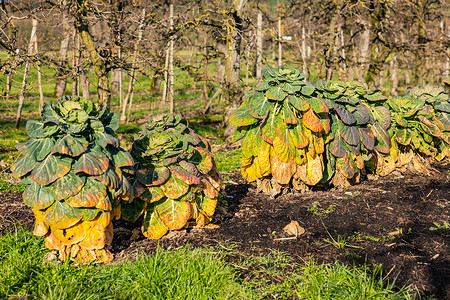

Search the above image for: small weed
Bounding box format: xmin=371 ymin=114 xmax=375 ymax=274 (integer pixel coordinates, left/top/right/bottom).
xmin=429 ymin=221 xmax=450 ymax=231
xmin=321 ymin=220 xmax=362 ymax=249
xmin=310 ymin=204 xmax=335 ymax=217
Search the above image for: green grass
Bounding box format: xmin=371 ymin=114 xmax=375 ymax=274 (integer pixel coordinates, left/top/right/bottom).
xmin=0 ymin=227 xmax=416 ymax=300
xmin=214 ymin=149 xmax=242 ymax=173
xmin=237 ymin=249 xmax=413 ymax=299
xmin=0 ymin=227 xmax=253 ymax=300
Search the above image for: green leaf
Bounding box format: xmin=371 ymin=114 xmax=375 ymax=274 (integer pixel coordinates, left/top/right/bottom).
xmin=305 ymin=97 xmax=329 ymax=113
xmin=282 ymin=102 xmax=298 ymax=124
xmin=142 ymin=201 xmax=169 ymax=239
xmin=74 ymin=150 xmax=109 ymax=175
xmin=67 ymin=109 xmax=89 ymax=124
xmin=44 ymin=200 xmax=83 ymax=229
xmin=43 ymin=121 xmax=62 ymax=136
xmin=179 ymin=160 xmax=201 ymax=177
xmin=170 ymin=165 xmax=201 ymax=185
xmin=229 ymin=101 xmax=258 ymax=127
xmin=334 ymin=105 xmax=356 ymax=125
xmin=436 ymin=113 xmax=450 ymax=131
xmin=103 ymin=113 xmax=120 ymax=133
xmin=371 ymin=122 xmax=390 ymax=154
xmin=160 ymin=173 xmax=190 ymax=199
xmin=265 ymin=86 xmax=287 ymax=101
xmin=51 ymin=170 xmax=86 ymax=201
xmin=301 ymin=84 xmax=315 ymax=96
xmin=67 ymin=177 xmax=107 ymax=208
xmin=121 ymin=198 xmax=147 ymax=223
xmin=139 ymin=186 xmax=166 ymax=203
xmin=339 ymin=122 xmax=360 ymax=146
xmin=434 ymin=101 xmax=450 ymax=113
xmin=85 ymin=117 xmax=104 ymax=132
xmin=51 ymin=134 xmax=87 ymax=157
xmin=20 ymin=138 xmax=55 ymax=161
xmin=290 ymin=125 xmax=309 ymax=149
xmin=231 ymin=125 xmax=248 ymax=142
xmin=255 ymin=81 xmax=271 ymax=91
xmin=248 ymin=93 xmax=272 ymax=119
xmin=358 ymin=127 xmax=375 ymax=150
xmin=352 ymin=106 xmax=371 ymax=125
xmin=260 ymin=111 xmax=283 ymax=144
xmin=111 ymin=147 xmax=134 ymax=168
xmin=364 ymin=92 xmax=387 ymax=102
xmin=26 ymin=120 xmax=46 ymax=138
xmin=23 ymin=181 xmax=55 ymax=210
xmin=137 ymin=166 xmax=170 ymax=187
xmin=370 ymin=106 xmax=391 ymax=130
xmin=151 ymin=198 xmax=191 ymax=230
xmin=30 ymin=155 xmax=72 ymax=186
xmin=94 ymin=132 xmax=119 ymax=149
xmin=288 ymin=95 xmax=310 ymax=112
xmin=11 ymin=156 xmax=37 ymax=178
xmin=281 ymin=82 xmax=301 ymax=93
xmin=96 ymin=166 xmax=121 ymax=190
xmin=395 ymin=128 xmax=412 ymax=145
xmin=329 ymin=132 xmax=346 ymax=158
xmin=273 ymin=124 xmax=296 ymax=163
xmin=42 ymin=102 xmax=65 ymax=123
xmin=193 ymin=147 xmax=214 ymax=174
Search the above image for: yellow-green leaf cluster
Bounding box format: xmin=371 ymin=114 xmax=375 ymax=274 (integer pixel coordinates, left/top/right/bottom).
xmin=121 ymin=115 xmax=222 ymax=239
xmin=230 ymin=66 xmax=391 ymax=193
xmin=375 ymin=85 xmax=450 ymax=175
xmin=11 ymin=96 xmax=134 ymax=263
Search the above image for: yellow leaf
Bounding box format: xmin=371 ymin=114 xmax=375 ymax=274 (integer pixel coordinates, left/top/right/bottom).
xmin=241 ymin=161 xmax=258 ymax=182
xmin=305 ymin=151 xmax=323 ymax=185
xmin=79 ymin=228 xmax=107 ymax=250
xmin=271 ymin=148 xmax=296 ymax=185
xmin=256 ymin=141 xmax=272 ymax=177
xmin=313 ymin=132 xmax=325 ymax=154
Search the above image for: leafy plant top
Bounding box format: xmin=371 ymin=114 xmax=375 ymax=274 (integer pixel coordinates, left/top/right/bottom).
xmin=122 ymin=115 xmax=221 ymax=239
xmin=377 ymin=85 xmax=450 ymax=175
xmin=11 ymin=96 xmax=134 ymax=263
xmin=230 ymin=66 xmax=390 ymax=193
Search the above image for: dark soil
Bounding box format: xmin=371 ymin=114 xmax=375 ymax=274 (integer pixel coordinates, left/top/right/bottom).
xmin=1 ymin=162 xmax=449 ymax=299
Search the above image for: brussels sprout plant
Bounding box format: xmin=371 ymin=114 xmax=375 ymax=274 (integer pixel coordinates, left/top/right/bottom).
xmin=121 ymin=115 xmax=222 ymax=239
xmin=376 ymin=85 xmax=450 ymax=175
xmin=230 ymin=65 xmax=391 ymax=194
xmin=11 ymin=97 xmax=134 ymax=263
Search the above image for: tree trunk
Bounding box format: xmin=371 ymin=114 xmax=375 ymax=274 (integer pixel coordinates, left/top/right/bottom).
xmin=168 ymin=3 xmax=174 ymax=115
xmin=202 ymin=30 xmax=209 ymax=102
xmin=75 ymin=0 xmax=110 ymax=108
xmin=359 ymin=27 xmax=371 ymax=82
xmin=390 ymin=53 xmax=398 ymax=95
xmin=16 ymin=19 xmax=37 ymax=128
xmin=72 ymin=30 xmax=78 ymax=97
xmin=223 ymin=0 xmax=248 ymax=138
xmin=55 ymin=12 xmax=72 ymax=99
xmin=256 ymin=12 xmax=263 ymax=81
xmin=121 ymin=9 xmax=145 ymax=122
xmin=278 ymin=16 xmax=282 ymax=67
xmin=34 ymin=24 xmax=44 ymax=111
xmin=301 ymin=25 xmax=308 ymax=78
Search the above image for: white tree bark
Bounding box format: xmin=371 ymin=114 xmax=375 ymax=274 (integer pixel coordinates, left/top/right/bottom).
xmin=16 ymin=18 xmax=38 ymax=128
xmin=256 ymin=12 xmax=263 ymax=81
xmin=121 ymin=9 xmax=145 ymax=122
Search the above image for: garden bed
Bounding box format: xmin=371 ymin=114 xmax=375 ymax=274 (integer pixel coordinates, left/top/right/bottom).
xmin=1 ymin=162 xmax=449 ymax=299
